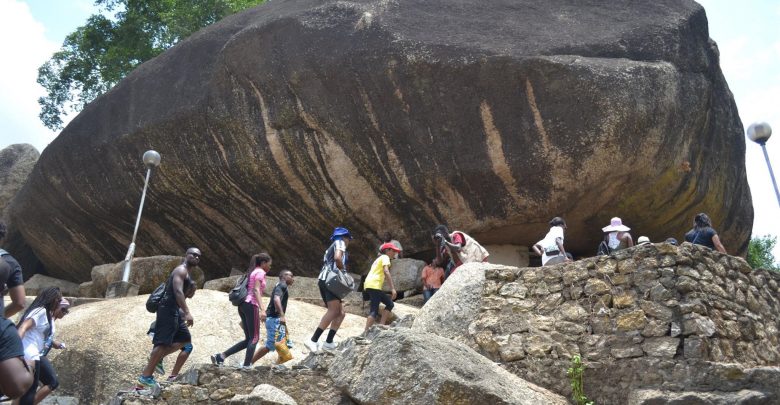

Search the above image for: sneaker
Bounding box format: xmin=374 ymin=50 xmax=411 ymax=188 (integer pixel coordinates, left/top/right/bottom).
xmin=210 ymin=353 xmax=224 ymax=366
xmin=286 ymin=339 xmax=294 ymax=349
xmin=321 ymin=341 xmax=337 ymax=351
xmin=154 ymin=360 xmax=165 ymax=375
xmin=136 ymin=375 xmax=159 ymax=390
xmin=239 ymin=365 xmax=253 ymax=371
xmin=165 ymin=375 xmax=178 ymax=383
xmin=304 ymin=340 xmax=319 ymax=353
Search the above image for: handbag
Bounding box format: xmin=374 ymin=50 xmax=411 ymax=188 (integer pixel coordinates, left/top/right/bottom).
xmin=274 ymin=323 xmax=293 ymax=364
xmin=325 ymin=264 xmax=355 ymax=299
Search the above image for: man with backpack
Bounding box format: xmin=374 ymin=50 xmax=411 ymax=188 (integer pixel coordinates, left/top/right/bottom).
xmin=0 ymin=222 xmax=26 ymax=318
xmin=432 ymin=224 xmax=490 ymax=278
xmin=136 ymin=247 xmax=201 ymax=392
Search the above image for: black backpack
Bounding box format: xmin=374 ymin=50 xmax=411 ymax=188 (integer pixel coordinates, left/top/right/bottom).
xmin=145 ymin=279 xmax=169 ymax=313
xmin=597 ymin=241 xmax=612 ymax=256
xmin=228 ymin=273 xmax=249 ymax=306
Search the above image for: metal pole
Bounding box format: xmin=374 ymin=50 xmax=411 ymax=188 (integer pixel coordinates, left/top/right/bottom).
xmin=759 ymin=142 xmax=780 ymax=208
xmin=122 ymin=167 xmax=153 ymax=282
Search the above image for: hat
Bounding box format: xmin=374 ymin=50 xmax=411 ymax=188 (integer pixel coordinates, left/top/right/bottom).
xmin=637 ymin=236 xmax=651 ymax=245
xmin=330 ymin=227 xmax=352 ymax=240
xmin=665 ymin=237 xmax=678 ymax=246
xmin=59 ymin=298 xmax=70 ymax=309
xmin=379 ymin=242 xmax=401 ymax=253
xmin=602 ymin=217 xmax=631 ymax=232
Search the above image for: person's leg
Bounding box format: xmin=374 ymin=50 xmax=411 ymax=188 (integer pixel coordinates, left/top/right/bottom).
xmin=364 ymin=289 xmax=382 ymax=334
xmin=379 ymin=291 xmax=395 ymax=325
xmin=241 ymin=303 xmax=259 ymax=366
xmin=422 ymin=289 xmax=433 ymax=303
xmin=34 ymin=357 xmax=58 ymax=404
xmin=141 ymin=343 xmax=180 ymax=377
xmin=0 ymin=356 xmax=32 ymax=400
xmin=328 ymin=300 xmax=346 ymax=332
xmin=252 ymin=317 xmax=276 ymax=364
xmin=18 ymin=360 xmax=40 ymax=405
xmin=169 ymin=343 xmax=192 ymax=377
xmin=218 ymin=305 xmax=251 ymax=362
xmin=309 ymin=280 xmax=341 ymax=349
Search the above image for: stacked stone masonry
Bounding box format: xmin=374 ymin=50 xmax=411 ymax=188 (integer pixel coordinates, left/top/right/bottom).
xmin=471 ymin=242 xmax=780 ymax=404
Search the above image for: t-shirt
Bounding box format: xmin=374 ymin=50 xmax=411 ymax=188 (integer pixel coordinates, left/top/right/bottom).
xmin=21 ymin=307 xmax=50 ymax=361
xmin=319 ymin=239 xmax=347 ymax=281
xmin=364 ymin=254 xmax=391 ymax=290
xmin=421 ymin=265 xmax=445 ymax=289
xmin=266 ymin=283 xmax=289 ymax=318
xmin=0 ymin=251 xmax=24 ymax=315
xmin=0 ymin=316 xmax=24 ymax=362
xmin=536 ymin=226 xmax=565 ymax=265
xmin=245 ymin=268 xmax=267 ymax=306
xmin=685 ymin=227 xmax=717 ymax=250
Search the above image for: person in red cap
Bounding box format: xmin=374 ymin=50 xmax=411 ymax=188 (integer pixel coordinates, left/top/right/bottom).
xmin=362 ymin=242 xmax=399 ymax=335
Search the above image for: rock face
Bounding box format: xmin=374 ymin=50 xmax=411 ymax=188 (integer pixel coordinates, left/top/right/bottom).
xmin=7 ymin=0 xmax=752 ymax=282
xmin=24 ymin=274 xmax=80 ymax=297
xmin=421 ymin=243 xmax=780 ymax=403
xmin=49 ymin=290 xmax=371 ymax=404
xmin=90 ymin=256 xmax=206 ymax=296
xmin=229 ymin=384 xmax=298 ymax=405
xmin=328 ymin=328 xmax=567 ymax=404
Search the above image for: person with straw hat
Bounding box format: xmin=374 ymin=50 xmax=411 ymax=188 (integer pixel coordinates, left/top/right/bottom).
xmin=598 ymin=217 xmax=634 ymax=255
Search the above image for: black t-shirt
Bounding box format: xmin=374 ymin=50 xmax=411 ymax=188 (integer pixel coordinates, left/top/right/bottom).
xmin=266 ymin=283 xmax=289 ymax=318
xmin=0 ymin=316 xmax=24 ymax=362
xmin=685 ymin=227 xmax=717 ymax=250
xmin=0 ymin=252 xmax=24 ymax=315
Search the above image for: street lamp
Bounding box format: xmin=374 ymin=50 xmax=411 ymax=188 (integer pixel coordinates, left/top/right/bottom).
xmin=747 ymin=122 xmax=780 ymax=208
xmin=121 ymin=150 xmax=162 ymax=282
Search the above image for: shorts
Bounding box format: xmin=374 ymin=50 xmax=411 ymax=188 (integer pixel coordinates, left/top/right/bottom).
xmin=153 ymin=305 xmax=191 ymax=346
xmin=39 ymin=356 xmax=59 ymax=390
xmin=0 ymin=317 xmax=24 ymax=361
xmin=264 ymin=317 xmax=285 ymax=351
xmin=318 ymin=279 xmax=342 ymax=304
xmin=366 ymin=288 xmax=394 ymax=318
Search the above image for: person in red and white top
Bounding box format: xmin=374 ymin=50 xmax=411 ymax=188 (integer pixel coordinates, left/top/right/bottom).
xmin=211 ymin=253 xmax=270 ymax=368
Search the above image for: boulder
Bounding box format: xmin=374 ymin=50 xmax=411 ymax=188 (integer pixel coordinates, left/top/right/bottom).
xmin=628 ymin=389 xmax=772 ymax=405
xmin=78 ymin=281 xmax=99 ymax=298
xmin=381 ymin=258 xmax=424 ymax=292
xmin=228 ymin=384 xmax=297 ymax=405
xmin=411 ymin=262 xmax=491 ymax=346
xmin=49 ymin=289 xmax=371 ymax=404
xmin=328 ymin=328 xmax=567 ymax=404
xmin=204 ymin=275 xmax=242 ymax=292
xmin=24 ymin=274 xmax=80 ymax=297
xmin=89 ymin=256 xmax=205 ymax=296
xmin=7 ymin=0 xmax=752 ymax=283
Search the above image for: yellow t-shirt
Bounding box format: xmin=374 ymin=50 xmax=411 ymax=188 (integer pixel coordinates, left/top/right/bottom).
xmin=364 ymin=254 xmax=391 ymax=290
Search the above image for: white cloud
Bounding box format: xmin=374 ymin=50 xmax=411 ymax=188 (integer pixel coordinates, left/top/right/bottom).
xmin=0 ymin=0 xmax=61 ymax=152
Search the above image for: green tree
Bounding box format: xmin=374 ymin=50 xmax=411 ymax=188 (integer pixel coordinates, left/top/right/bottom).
xmin=37 ymin=0 xmax=264 ymax=130
xmin=746 ymin=234 xmax=780 ymax=271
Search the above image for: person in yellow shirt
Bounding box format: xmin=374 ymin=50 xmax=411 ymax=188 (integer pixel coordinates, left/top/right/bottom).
xmin=362 ymin=243 xmax=400 ymax=335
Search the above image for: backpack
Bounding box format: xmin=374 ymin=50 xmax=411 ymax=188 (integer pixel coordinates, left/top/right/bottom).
xmin=597 ymin=241 xmax=612 ymax=256
xmin=145 ymin=280 xmax=168 ymax=313
xmin=228 ymin=273 xmax=249 ymax=306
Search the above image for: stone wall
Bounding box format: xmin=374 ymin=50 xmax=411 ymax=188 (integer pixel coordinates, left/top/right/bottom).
xmin=470 ymin=242 xmax=780 ymax=403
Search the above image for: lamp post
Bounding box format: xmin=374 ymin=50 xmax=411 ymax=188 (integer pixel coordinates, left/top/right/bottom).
xmin=747 ymin=122 xmax=780 ymax=208
xmin=121 ymin=150 xmax=162 ymax=282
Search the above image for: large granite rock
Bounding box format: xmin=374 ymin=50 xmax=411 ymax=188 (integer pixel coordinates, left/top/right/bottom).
xmin=49 ymin=289 xmax=371 ymax=404
xmin=328 ymin=328 xmax=567 ymax=404
xmin=430 ymin=243 xmax=780 ymax=403
xmin=0 ymin=143 xmax=43 ymax=278
xmin=229 ymin=384 xmax=298 ymax=405
xmin=90 ymin=256 xmax=206 ymax=296
xmin=7 ymin=0 xmax=752 ymax=282
xmin=24 ymin=274 xmax=80 ymax=297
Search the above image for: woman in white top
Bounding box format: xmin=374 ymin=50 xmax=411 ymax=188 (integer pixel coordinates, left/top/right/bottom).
xmin=15 ymin=286 xmax=63 ymax=405
xmin=533 ymin=217 xmax=571 ymax=266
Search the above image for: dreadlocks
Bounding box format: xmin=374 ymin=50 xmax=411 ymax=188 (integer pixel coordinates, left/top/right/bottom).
xmin=17 ymin=286 xmax=62 ymax=329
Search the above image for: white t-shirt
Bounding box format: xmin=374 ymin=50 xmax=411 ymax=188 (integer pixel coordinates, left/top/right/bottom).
xmin=319 ymin=239 xmax=347 ymax=280
xmin=21 ymin=307 xmax=50 ymax=361
xmin=536 ymin=226 xmax=565 ymax=265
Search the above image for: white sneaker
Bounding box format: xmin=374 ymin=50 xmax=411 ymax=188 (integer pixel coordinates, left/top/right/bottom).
xmin=321 ymin=341 xmax=337 ymax=351
xmin=304 ymin=340 xmax=319 ymax=353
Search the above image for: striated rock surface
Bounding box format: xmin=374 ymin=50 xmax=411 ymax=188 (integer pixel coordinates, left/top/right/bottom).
xmin=328 ymin=328 xmax=568 ymax=404
xmin=8 ymin=0 xmax=752 ymax=282
xmin=1 ymin=143 xmax=42 ymax=278
xmin=420 ymin=243 xmax=780 ymax=403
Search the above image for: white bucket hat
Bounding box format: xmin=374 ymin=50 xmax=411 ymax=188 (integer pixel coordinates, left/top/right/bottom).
xmin=637 ymin=236 xmax=651 ymax=245
xmin=602 ymin=217 xmax=631 ymax=232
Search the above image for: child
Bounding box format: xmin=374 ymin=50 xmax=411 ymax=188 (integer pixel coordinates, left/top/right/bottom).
xmin=252 ymin=270 xmax=295 ymax=364
xmin=421 ymin=258 xmax=445 ymax=303
xmin=362 ymin=243 xmax=399 ymax=335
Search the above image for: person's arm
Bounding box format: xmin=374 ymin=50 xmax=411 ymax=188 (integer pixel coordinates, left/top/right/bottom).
xmin=0 ymin=356 xmax=33 ymax=399
xmin=383 ymin=264 xmax=397 ymax=300
xmin=53 ymin=340 xmax=65 ymax=349
xmin=4 ymin=285 xmax=25 ymax=318
xmin=16 ymin=318 xmax=35 ymax=339
xmin=254 ymin=275 xmax=266 ymax=321
xmin=556 ymin=238 xmax=570 ymax=261
xmin=273 ymin=295 xmax=285 ymax=324
xmin=334 ymin=249 xmax=345 ymax=270
xmin=712 ymin=234 xmax=727 ymax=253
xmin=421 ymin=267 xmax=430 ymax=290
xmin=172 ymin=269 xmax=193 ymax=327
xmin=624 ymin=233 xmax=634 ymax=247
xmin=532 ymin=244 xmax=543 ymax=256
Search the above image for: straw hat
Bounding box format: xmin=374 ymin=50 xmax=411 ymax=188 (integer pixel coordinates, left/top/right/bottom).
xmin=602 ymin=217 xmax=631 ymax=232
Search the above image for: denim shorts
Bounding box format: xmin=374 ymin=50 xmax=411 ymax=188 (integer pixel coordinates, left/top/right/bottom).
xmin=264 ymin=317 xmax=285 ymax=351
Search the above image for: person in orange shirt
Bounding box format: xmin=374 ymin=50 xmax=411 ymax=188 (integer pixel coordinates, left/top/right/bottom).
xmin=421 ymin=259 xmax=445 ymax=303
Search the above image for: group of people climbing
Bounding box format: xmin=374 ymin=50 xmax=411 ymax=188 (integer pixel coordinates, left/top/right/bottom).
xmin=0 ymin=211 xmax=730 ymax=400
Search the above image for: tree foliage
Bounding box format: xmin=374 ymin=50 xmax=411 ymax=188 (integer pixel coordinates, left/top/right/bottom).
xmin=747 ymin=234 xmax=780 ymax=272
xmin=37 ymin=0 xmax=264 ymax=130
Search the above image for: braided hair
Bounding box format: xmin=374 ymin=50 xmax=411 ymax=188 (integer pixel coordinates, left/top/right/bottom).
xmin=17 ymin=287 xmax=63 ymax=331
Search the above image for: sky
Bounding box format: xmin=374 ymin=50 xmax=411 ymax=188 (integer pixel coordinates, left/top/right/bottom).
xmin=0 ymin=0 xmax=778 ymax=256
